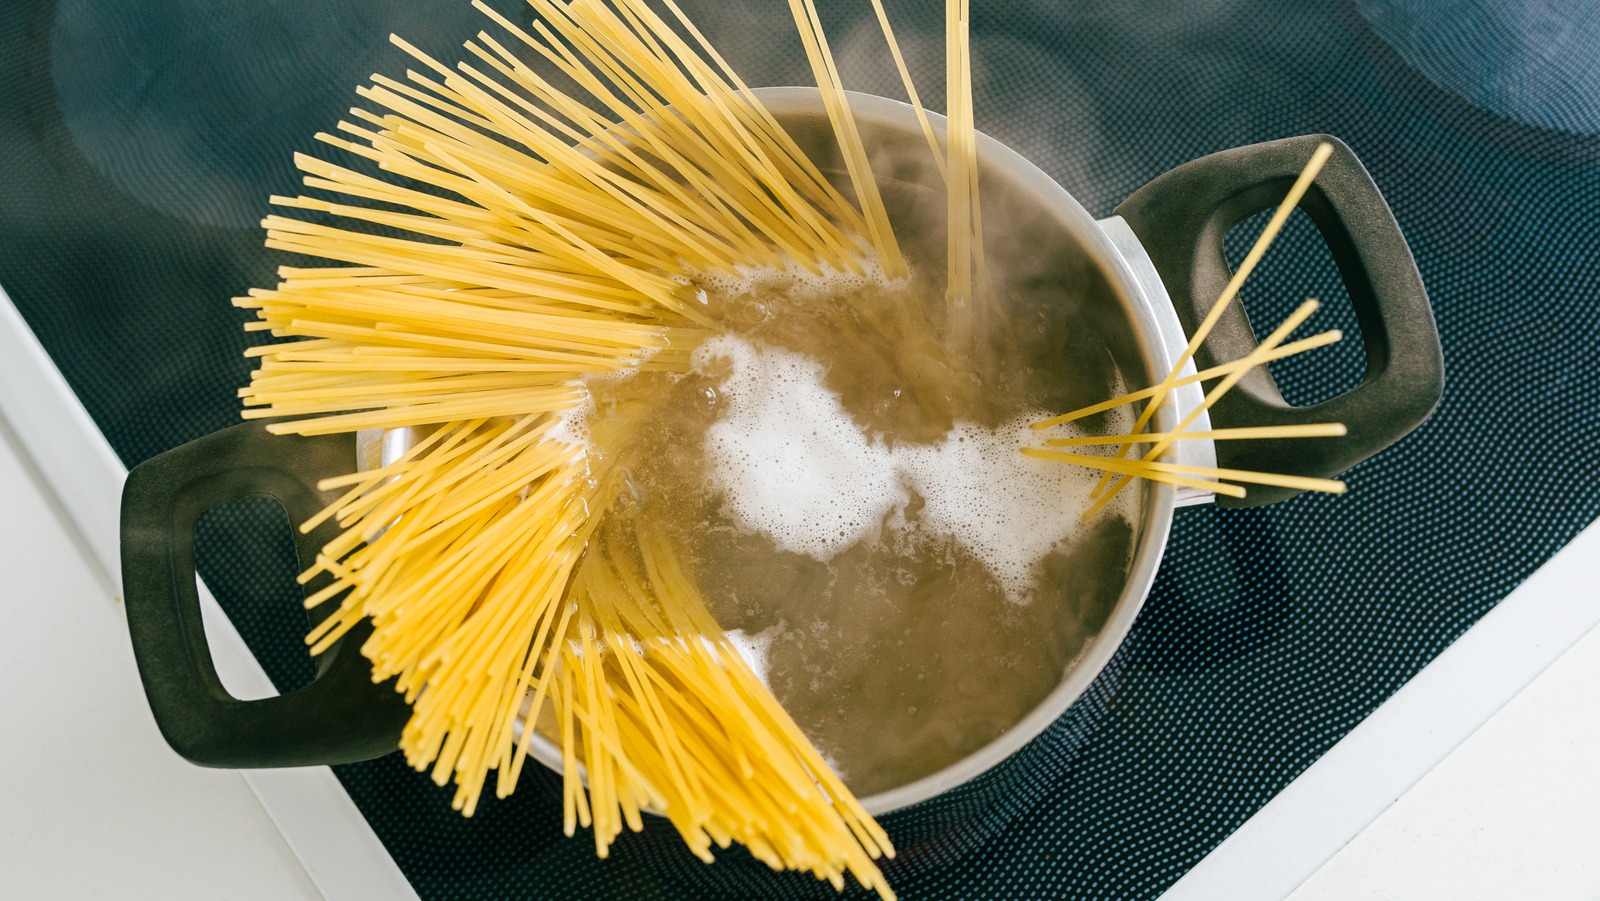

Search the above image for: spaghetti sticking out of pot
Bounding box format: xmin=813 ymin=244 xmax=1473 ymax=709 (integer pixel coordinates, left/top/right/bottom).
xmin=235 ymin=0 xmax=1008 ymax=897
xmin=1025 ymin=144 xmax=1352 ymax=509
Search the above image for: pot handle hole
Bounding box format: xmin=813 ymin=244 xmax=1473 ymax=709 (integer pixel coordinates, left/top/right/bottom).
xmin=120 ymin=421 xmax=409 ymax=767
xmin=1114 ymin=134 xmax=1444 ymax=507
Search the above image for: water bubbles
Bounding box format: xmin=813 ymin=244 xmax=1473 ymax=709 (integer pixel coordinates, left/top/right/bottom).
xmin=695 ymin=334 xmax=905 ymax=560
xmin=738 ymin=300 xmax=771 ymax=325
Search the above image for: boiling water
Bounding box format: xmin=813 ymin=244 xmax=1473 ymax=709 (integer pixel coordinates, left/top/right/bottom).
xmin=576 ymin=260 xmax=1137 ymax=797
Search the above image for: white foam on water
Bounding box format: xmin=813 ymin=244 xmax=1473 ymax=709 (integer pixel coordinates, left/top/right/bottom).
xmin=722 ymin=626 xmax=778 ymax=688
xmin=694 ymin=334 xmax=1131 ymax=604
xmin=896 ymin=417 xmax=1113 ymax=604
xmin=547 ymin=387 xmax=595 ymax=450
xmin=693 ymin=255 xmax=903 ymax=302
xmin=693 ymin=334 xmax=906 ymax=560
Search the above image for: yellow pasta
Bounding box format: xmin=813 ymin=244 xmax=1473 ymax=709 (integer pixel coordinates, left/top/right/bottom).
xmin=1026 ymin=143 xmax=1350 ymax=509
xmin=1081 ymin=143 xmax=1335 ymax=502
xmin=236 ymin=1 xmax=940 ymax=896
xmin=1028 ymin=329 xmax=1344 ymax=429
xmin=1079 ymin=296 xmax=1331 ymax=517
xmin=869 ymin=0 xmax=945 ymax=182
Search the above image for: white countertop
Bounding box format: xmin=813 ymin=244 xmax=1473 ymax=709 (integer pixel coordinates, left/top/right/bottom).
xmin=1292 ymin=612 xmax=1600 ymax=900
xmin=1167 ymin=513 xmax=1600 ymax=899
xmin=0 ymin=416 xmax=321 ymax=899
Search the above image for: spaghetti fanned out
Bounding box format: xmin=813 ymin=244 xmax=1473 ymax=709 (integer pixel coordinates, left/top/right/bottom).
xmin=237 ymin=0 xmax=987 ymax=897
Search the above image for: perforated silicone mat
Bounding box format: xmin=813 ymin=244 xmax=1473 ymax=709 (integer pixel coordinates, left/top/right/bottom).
xmin=4 ymin=0 xmax=1599 ymax=897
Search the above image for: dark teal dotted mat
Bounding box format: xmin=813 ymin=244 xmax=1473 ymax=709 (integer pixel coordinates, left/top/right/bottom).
xmin=2 ymin=0 xmax=1597 ymax=898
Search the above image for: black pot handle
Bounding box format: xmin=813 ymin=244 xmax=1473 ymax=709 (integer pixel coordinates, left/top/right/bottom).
xmin=121 ymin=421 xmax=409 ymax=767
xmin=1115 ymin=134 xmax=1444 ymax=507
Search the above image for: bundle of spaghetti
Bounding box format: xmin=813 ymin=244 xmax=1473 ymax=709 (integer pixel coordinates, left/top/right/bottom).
xmin=868 ymin=0 xmax=945 ymax=183
xmin=240 ymin=0 xmax=912 ymax=438
xmin=296 ymin=415 xmax=601 ymax=800
xmin=781 ymin=0 xmax=990 ymax=411
xmin=943 ymin=0 xmax=978 ymax=348
xmin=233 ymin=0 xmax=928 ymax=895
xmin=238 ymin=270 xmax=706 ymax=434
xmin=294 ymin=412 xmax=897 ymax=895
xmin=544 ymin=514 xmax=895 ymax=895
xmin=1028 ymin=329 xmax=1345 ymax=430
xmin=786 ymin=0 xmax=905 ymax=278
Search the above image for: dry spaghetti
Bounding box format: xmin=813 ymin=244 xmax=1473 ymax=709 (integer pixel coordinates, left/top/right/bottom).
xmin=229 ymin=0 xmax=1024 ymax=895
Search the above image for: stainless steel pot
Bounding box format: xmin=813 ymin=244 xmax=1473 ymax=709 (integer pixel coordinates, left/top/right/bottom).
xmin=119 ymin=89 xmax=1443 ymax=813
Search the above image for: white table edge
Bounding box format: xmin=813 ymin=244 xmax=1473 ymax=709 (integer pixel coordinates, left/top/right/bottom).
xmin=1160 ymin=514 xmax=1600 ymax=895
xmin=0 ymin=288 xmax=417 ymax=901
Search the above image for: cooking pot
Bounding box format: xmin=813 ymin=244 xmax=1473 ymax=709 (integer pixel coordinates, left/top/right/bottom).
xmin=119 ymin=89 xmax=1443 ymax=816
